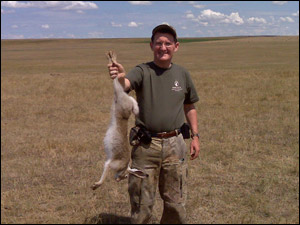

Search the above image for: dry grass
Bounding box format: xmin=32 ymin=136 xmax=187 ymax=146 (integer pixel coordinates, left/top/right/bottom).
xmin=1 ymin=36 xmax=299 ymax=224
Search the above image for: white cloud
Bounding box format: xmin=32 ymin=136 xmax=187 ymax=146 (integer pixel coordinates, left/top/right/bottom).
xmin=3 ymin=34 xmax=25 ymax=39
xmin=226 ymin=12 xmax=244 ymax=25
xmin=199 ymin=22 xmax=208 ymax=26
xmin=128 ymin=1 xmax=152 ymax=5
xmin=200 ymin=9 xmax=225 ymax=20
xmin=247 ymin=17 xmax=267 ymax=24
xmin=197 ymin=9 xmax=244 ymax=25
xmin=185 ymin=11 xmax=200 ymax=23
xmin=188 ymin=1 xmax=205 ymax=9
xmin=186 ymin=13 xmax=195 ymax=19
xmin=1 ymin=1 xmax=33 ymax=8
xmin=11 ymin=25 xmax=18 ymax=29
xmin=192 ymin=4 xmax=205 ymax=9
xmin=280 ymin=17 xmax=295 ymax=23
xmin=1 ymin=1 xmax=98 ymax=10
xmin=292 ymin=11 xmax=299 ymax=17
xmin=60 ymin=2 xmax=98 ymax=10
xmin=272 ymin=1 xmax=288 ymax=5
xmin=111 ymin=22 xmax=122 ymax=27
xmin=88 ymin=32 xmax=103 ymax=38
xmin=128 ymin=22 xmax=138 ymax=27
xmin=41 ymin=24 xmax=50 ymax=29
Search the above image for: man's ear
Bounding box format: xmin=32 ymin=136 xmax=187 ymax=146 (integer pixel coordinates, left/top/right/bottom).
xmin=150 ymin=42 xmax=154 ymax=51
xmin=174 ymin=42 xmax=180 ymax=52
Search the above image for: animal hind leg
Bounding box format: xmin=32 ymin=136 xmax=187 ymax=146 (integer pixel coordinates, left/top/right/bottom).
xmin=91 ymin=159 xmax=111 ymax=190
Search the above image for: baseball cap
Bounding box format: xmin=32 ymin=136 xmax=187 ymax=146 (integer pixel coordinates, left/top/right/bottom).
xmin=151 ymin=24 xmax=178 ymax=43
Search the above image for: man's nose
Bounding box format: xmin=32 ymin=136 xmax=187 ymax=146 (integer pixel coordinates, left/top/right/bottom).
xmin=160 ymin=44 xmax=167 ymax=50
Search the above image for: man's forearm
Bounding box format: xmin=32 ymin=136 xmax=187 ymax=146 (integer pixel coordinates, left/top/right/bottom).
xmin=184 ymin=103 xmax=200 ymax=160
xmin=117 ymin=76 xmax=131 ymax=92
xmin=184 ymin=104 xmax=198 ymax=135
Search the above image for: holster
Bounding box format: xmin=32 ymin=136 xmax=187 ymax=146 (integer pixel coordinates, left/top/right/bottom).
xmin=180 ymin=123 xmax=191 ymax=139
xmin=129 ymin=126 xmax=140 ymax=146
xmin=129 ymin=126 xmax=152 ymax=146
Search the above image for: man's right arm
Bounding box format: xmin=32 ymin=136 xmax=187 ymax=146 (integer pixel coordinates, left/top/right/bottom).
xmin=117 ymin=76 xmax=131 ymax=92
xmin=107 ymin=62 xmax=131 ymax=91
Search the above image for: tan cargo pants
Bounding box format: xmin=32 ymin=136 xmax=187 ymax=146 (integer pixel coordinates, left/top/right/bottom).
xmin=128 ymin=134 xmax=188 ymax=224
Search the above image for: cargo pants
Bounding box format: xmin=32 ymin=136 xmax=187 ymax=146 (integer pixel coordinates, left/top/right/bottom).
xmin=128 ymin=134 xmax=188 ymax=224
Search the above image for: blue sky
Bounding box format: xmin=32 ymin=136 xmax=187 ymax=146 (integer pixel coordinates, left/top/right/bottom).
xmin=1 ymin=1 xmax=299 ymax=39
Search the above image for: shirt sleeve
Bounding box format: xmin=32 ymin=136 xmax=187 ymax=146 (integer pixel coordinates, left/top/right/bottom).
xmin=184 ymin=71 xmax=199 ymax=104
xmin=125 ymin=65 xmax=144 ymax=91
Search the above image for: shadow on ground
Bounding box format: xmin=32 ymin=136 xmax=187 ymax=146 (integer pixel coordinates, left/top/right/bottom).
xmin=84 ymin=213 xmax=131 ymax=224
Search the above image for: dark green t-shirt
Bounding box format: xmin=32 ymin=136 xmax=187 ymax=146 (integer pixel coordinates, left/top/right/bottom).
xmin=126 ymin=61 xmax=199 ymax=133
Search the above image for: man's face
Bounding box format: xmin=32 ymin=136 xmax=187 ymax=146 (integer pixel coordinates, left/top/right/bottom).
xmin=150 ymin=33 xmax=179 ymax=63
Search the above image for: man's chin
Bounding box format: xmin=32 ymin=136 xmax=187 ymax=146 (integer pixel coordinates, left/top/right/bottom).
xmin=157 ymin=56 xmax=171 ymax=61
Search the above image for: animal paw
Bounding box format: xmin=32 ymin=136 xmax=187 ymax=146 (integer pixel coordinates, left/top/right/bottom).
xmin=133 ymin=106 xmax=139 ymax=116
xmin=91 ymin=183 xmax=101 ymax=190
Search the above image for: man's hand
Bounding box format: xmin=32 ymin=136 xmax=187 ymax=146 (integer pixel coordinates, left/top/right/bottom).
xmin=190 ymin=136 xmax=200 ymax=160
xmin=107 ymin=61 xmax=126 ymax=80
xmin=107 ymin=61 xmax=131 ymax=92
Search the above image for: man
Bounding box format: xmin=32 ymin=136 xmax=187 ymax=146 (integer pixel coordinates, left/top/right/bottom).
xmin=108 ymin=24 xmax=200 ymax=224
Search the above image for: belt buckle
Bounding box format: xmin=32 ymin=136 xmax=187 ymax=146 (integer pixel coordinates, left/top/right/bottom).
xmin=158 ymin=131 xmax=167 ymax=138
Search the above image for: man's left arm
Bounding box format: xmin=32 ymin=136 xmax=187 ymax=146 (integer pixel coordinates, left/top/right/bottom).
xmin=184 ymin=103 xmax=200 ymax=160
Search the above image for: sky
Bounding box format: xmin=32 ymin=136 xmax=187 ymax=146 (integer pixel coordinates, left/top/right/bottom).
xmin=1 ymin=1 xmax=299 ymax=39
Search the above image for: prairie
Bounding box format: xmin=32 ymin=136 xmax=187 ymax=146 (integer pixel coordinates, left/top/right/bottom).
xmin=1 ymin=36 xmax=299 ymax=224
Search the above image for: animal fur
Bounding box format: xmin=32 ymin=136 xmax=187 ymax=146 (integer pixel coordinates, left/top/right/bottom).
xmin=91 ymin=51 xmax=139 ymax=190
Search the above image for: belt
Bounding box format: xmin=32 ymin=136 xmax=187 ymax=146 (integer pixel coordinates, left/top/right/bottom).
xmin=151 ymin=129 xmax=181 ymax=139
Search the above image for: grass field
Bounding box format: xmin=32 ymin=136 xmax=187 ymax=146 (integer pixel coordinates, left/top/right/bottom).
xmin=1 ymin=36 xmax=299 ymax=224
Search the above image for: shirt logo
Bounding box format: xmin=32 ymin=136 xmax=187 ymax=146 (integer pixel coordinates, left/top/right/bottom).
xmin=172 ymin=80 xmax=183 ymax=92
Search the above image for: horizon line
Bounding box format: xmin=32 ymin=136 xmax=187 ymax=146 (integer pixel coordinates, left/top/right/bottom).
xmin=1 ymin=35 xmax=299 ymax=41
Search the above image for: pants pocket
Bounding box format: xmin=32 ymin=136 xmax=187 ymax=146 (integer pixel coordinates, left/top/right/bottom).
xmin=159 ymin=159 xmax=187 ymax=204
